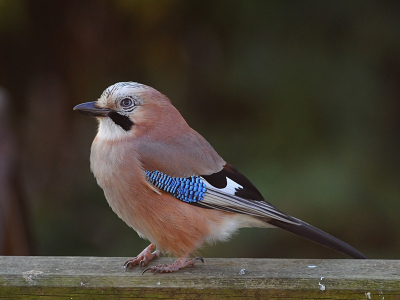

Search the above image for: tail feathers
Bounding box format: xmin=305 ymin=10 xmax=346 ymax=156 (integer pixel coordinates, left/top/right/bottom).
xmin=268 ymin=218 xmax=367 ymax=259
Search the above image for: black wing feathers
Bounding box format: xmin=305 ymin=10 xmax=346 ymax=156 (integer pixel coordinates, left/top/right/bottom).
xmin=199 ymin=163 xmax=367 ymax=259
xmin=202 ymin=163 xmax=264 ymax=201
xmin=268 ymin=219 xmax=367 ymax=259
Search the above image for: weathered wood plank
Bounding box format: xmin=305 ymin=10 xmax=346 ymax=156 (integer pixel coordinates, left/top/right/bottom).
xmin=0 ymin=256 xmax=399 ymax=299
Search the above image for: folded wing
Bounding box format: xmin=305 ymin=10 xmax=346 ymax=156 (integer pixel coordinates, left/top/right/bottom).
xmin=145 ymin=163 xmax=367 ymax=259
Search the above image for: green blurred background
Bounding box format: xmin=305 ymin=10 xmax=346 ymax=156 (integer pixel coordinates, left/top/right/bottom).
xmin=1 ymin=0 xmax=399 ymax=259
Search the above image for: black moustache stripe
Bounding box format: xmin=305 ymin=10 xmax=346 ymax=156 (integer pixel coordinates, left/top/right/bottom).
xmin=108 ymin=112 xmax=134 ymax=131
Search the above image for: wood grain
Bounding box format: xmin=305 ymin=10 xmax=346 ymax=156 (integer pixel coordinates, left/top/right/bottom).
xmin=0 ymin=256 xmax=399 ymax=299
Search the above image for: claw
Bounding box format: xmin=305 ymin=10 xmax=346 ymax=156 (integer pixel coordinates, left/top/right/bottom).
xmin=123 ymin=261 xmax=133 ymax=270
xmin=142 ymin=267 xmax=152 ymax=275
xmin=141 ymin=256 xmax=205 ymax=274
xmin=194 ymin=256 xmax=204 ymax=263
xmin=123 ymin=244 xmax=160 ymax=270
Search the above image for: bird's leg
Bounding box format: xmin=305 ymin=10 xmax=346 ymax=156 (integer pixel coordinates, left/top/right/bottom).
xmin=123 ymin=243 xmax=160 ymax=270
xmin=142 ymin=255 xmax=204 ymax=274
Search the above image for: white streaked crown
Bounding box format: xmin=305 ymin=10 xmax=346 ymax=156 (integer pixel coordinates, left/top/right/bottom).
xmin=96 ymin=82 xmax=150 ymax=141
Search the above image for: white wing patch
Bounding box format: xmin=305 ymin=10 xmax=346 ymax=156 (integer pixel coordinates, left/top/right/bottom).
xmin=201 ymin=177 xmax=300 ymax=226
xmin=218 ymin=177 xmax=243 ymax=194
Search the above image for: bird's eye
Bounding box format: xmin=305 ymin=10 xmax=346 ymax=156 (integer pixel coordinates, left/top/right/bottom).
xmin=120 ymin=98 xmax=133 ymax=108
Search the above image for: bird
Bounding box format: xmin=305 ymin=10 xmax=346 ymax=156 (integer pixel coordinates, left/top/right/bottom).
xmin=74 ymin=82 xmax=366 ymax=274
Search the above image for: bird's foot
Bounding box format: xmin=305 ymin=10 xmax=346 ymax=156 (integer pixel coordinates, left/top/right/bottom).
xmin=142 ymin=256 xmax=204 ymax=274
xmin=123 ymin=243 xmax=160 ymax=270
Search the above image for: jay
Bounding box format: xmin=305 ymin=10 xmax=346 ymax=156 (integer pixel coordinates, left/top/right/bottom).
xmin=74 ymin=82 xmax=366 ymax=273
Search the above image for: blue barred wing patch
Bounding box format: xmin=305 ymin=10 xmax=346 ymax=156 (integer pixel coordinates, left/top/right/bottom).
xmin=145 ymin=170 xmax=207 ymax=203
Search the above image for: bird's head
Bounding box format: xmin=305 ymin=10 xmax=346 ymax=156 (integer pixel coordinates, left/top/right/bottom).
xmin=74 ymin=82 xmax=183 ymax=141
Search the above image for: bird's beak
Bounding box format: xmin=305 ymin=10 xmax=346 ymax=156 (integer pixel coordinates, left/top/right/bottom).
xmin=73 ymin=101 xmax=111 ymax=117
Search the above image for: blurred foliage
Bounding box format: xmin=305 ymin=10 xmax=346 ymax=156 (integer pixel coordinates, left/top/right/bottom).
xmin=1 ymin=0 xmax=400 ymax=259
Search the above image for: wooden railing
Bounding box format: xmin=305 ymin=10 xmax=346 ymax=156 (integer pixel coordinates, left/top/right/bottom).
xmin=0 ymin=256 xmax=399 ymax=299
